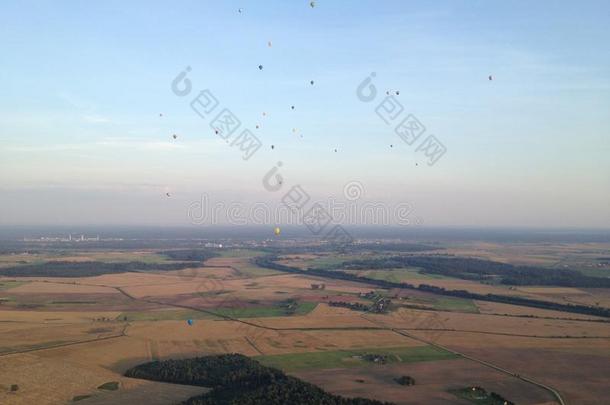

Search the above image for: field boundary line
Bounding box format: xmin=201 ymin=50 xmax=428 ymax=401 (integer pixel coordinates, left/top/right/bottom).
xmin=0 ymin=323 xmax=130 ymax=357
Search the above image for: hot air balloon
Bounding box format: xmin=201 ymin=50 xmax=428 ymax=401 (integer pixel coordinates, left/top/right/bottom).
xmin=258 ymin=64 xmax=264 ymax=70
xmin=274 ymin=227 xmax=281 ymax=236
xmin=187 ymin=319 xmax=194 ymax=326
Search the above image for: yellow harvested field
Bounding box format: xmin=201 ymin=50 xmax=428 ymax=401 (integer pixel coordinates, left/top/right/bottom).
xmin=124 ymin=281 xmax=219 ymax=298
xmin=255 ymin=314 xmax=373 ymax=330
xmin=0 ymin=322 xmax=124 ymax=354
xmin=2 ymin=244 xmax=610 ymax=405
xmin=0 ymin=353 xmax=126 ymax=405
xmin=7 ymin=281 xmax=117 ymax=294
xmin=418 ymin=330 xmax=610 ymax=351
xmin=373 ymin=307 xmax=610 ymax=338
xmin=0 ymin=310 xmax=123 ymax=323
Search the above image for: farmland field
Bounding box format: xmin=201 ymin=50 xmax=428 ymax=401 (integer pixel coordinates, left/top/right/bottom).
xmin=1 ymin=241 xmax=609 ymax=405
xmin=255 ymin=345 xmax=459 ymax=371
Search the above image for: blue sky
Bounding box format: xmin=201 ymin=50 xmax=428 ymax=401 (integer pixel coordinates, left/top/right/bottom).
xmin=0 ymin=0 xmax=608 ymax=227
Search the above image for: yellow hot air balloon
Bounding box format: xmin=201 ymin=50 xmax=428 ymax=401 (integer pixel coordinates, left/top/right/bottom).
xmin=274 ymin=227 xmax=281 ymax=236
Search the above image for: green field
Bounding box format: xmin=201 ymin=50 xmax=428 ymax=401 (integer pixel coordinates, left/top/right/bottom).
xmin=0 ymin=280 xmax=27 ymax=291
xmin=399 ymin=295 xmax=479 ymax=314
xmin=213 ymin=301 xmax=317 ymax=319
xmin=118 ymin=301 xmax=318 ymax=322
xmin=255 ymin=345 xmax=459 ymax=371
xmin=433 ymin=297 xmax=480 ymax=313
xmin=358 ymin=268 xmax=448 ymax=282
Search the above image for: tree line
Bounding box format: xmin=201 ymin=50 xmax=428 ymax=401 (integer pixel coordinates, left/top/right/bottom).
xmin=159 ymin=249 xmax=219 ymax=262
xmin=254 ymin=256 xmax=610 ymax=318
xmin=0 ymin=260 xmax=196 ymax=277
xmin=342 ymin=255 xmax=610 ymax=288
xmin=125 ymin=354 xmax=393 ymax=405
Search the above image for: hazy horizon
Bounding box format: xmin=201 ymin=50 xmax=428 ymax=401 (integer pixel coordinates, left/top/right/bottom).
xmin=2 ymin=224 xmax=609 ymax=244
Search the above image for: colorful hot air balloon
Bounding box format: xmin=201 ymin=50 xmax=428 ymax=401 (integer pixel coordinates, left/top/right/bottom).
xmin=187 ymin=319 xmax=193 ymax=326
xmin=274 ymin=227 xmax=281 ymax=236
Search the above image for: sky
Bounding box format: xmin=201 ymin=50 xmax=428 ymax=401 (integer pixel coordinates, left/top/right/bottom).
xmin=0 ymin=0 xmax=609 ymax=228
